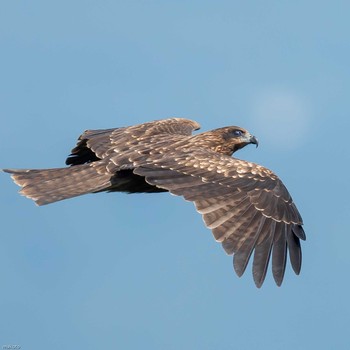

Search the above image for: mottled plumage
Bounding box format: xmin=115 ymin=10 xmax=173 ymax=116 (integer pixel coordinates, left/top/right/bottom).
xmin=4 ymin=118 xmax=306 ymax=287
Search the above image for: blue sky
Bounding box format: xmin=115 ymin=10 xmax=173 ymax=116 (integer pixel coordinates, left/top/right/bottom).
xmin=1 ymin=1 xmax=349 ymax=349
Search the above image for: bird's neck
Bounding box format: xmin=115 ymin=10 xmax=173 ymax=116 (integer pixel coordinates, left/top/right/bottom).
xmin=190 ymin=132 xmax=235 ymax=156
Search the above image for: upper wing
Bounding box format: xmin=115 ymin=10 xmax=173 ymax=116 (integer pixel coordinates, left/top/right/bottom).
xmin=132 ymin=149 xmax=305 ymax=288
xmin=66 ymin=118 xmax=200 ymax=166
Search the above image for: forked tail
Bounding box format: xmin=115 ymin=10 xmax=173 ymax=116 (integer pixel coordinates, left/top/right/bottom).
xmin=3 ymin=164 xmax=112 ymax=206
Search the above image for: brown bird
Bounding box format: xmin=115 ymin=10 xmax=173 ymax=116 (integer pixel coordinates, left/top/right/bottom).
xmin=3 ymin=118 xmax=305 ymax=287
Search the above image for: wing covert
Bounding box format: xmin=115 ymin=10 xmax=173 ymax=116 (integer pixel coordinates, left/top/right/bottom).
xmin=66 ymin=118 xmax=200 ymax=166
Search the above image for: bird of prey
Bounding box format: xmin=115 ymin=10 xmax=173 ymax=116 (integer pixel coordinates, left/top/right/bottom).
xmin=4 ymin=118 xmax=305 ymax=287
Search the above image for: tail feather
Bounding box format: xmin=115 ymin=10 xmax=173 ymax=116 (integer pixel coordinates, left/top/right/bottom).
xmin=3 ymin=164 xmax=112 ymax=206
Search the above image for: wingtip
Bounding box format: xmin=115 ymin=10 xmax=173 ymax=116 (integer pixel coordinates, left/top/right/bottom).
xmin=292 ymin=265 xmax=302 ymax=276
xmin=3 ymin=169 xmax=23 ymax=187
xmin=272 ymin=274 xmax=284 ymax=287
xmin=253 ymin=277 xmax=264 ymax=289
xmin=253 ymin=264 xmax=268 ymax=288
xmin=2 ymin=168 xmax=14 ymax=174
xmin=233 ymin=264 xmax=245 ymax=278
xmin=293 ymin=225 xmax=306 ymax=241
xmin=255 ymin=273 xmax=284 ymax=288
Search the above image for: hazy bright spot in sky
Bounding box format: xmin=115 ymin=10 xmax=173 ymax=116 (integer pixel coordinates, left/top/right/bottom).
xmin=251 ymin=88 xmax=310 ymax=150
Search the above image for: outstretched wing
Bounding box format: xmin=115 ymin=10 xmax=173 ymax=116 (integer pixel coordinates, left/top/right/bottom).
xmin=132 ymin=149 xmax=305 ymax=288
xmin=66 ymin=118 xmax=200 ymax=165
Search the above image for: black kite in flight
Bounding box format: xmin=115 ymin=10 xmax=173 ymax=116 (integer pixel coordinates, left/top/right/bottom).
xmin=4 ymin=118 xmax=306 ymax=287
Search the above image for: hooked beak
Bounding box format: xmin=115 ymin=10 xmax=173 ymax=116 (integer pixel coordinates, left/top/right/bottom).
xmin=249 ymin=135 xmax=259 ymax=148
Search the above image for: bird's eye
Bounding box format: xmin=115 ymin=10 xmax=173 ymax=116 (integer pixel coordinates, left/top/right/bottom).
xmin=232 ymin=130 xmax=243 ymax=136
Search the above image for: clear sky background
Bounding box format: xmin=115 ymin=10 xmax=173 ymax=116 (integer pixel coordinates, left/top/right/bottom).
xmin=1 ymin=1 xmax=349 ymax=349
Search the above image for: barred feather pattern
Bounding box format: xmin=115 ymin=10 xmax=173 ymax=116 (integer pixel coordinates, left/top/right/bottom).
xmin=4 ymin=117 xmax=306 ymax=287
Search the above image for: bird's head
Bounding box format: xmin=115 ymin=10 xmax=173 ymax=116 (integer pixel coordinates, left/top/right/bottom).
xmin=221 ymin=126 xmax=258 ymax=155
xmin=191 ymin=125 xmax=258 ymax=155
